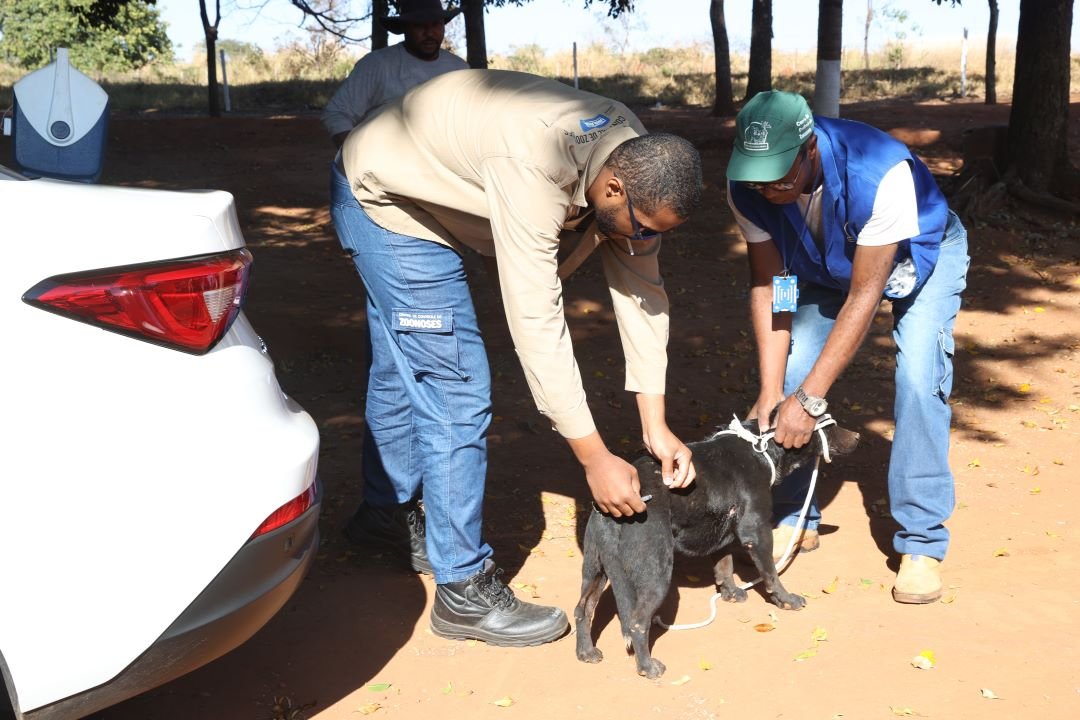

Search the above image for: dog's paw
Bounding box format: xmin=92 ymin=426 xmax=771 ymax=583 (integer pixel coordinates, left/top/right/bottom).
xmin=770 ymin=592 xmax=807 ymax=611
xmin=638 ymin=658 xmax=666 ymax=679
xmin=577 ymin=647 xmax=604 ymax=664
xmin=719 ymin=586 xmax=748 ymax=603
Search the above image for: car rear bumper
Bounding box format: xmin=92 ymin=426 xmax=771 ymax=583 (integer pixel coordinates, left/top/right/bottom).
xmin=24 ymin=486 xmax=322 ymax=720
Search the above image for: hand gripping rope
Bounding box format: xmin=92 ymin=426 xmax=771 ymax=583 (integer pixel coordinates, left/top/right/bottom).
xmin=656 ymin=414 xmax=837 ymax=632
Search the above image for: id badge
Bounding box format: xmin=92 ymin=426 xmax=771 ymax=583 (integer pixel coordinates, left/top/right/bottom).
xmin=772 ymin=275 xmax=799 ymax=313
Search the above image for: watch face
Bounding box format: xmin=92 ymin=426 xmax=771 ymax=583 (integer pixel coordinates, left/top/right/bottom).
xmin=809 ymin=399 xmax=827 ymax=416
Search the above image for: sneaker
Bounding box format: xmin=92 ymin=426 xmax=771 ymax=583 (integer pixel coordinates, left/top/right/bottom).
xmin=892 ymin=554 xmax=942 ymax=604
xmin=771 ymin=525 xmax=820 ymax=563
xmin=344 ymin=500 xmax=432 ymax=575
xmin=430 ymin=559 xmax=569 ymax=647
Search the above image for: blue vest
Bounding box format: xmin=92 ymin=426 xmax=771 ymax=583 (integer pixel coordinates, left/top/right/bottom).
xmin=729 ymin=116 xmax=948 ymax=298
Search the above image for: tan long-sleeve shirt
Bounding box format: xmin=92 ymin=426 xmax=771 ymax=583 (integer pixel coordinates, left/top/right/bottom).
xmin=342 ymin=69 xmax=669 ymax=439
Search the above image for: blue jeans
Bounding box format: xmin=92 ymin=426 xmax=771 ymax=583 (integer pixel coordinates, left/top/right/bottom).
xmin=773 ymin=211 xmax=970 ymax=560
xmin=330 ymin=162 xmax=493 ymax=583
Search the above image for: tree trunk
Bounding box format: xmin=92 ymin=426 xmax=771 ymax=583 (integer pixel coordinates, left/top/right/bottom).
xmin=199 ymin=0 xmax=220 ymax=118
xmin=372 ymin=0 xmax=388 ymax=50
xmin=1007 ymin=0 xmax=1073 ymax=193
xmin=863 ymin=0 xmax=872 ymax=71
xmin=745 ymin=0 xmax=773 ymax=99
xmin=462 ymin=0 xmax=488 ymax=69
xmin=814 ymin=0 xmax=843 ymax=117
xmin=985 ymin=0 xmax=997 ymax=105
xmin=710 ymin=0 xmax=735 ymax=116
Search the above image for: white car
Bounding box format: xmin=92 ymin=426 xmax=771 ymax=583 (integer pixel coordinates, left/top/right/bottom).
xmin=0 ymin=165 xmax=322 ymax=720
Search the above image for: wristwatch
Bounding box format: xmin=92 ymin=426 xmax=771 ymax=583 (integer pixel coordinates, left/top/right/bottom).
xmin=793 ymin=386 xmax=828 ymax=417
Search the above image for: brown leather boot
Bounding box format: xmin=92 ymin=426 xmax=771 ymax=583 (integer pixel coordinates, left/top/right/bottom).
xmin=892 ymin=554 xmax=943 ymax=604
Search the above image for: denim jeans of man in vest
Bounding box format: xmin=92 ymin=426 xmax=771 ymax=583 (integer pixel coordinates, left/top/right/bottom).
xmin=772 ymin=211 xmax=969 ymax=560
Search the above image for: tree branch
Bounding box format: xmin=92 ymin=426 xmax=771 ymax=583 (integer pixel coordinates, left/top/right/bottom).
xmin=287 ymin=0 xmax=371 ymax=42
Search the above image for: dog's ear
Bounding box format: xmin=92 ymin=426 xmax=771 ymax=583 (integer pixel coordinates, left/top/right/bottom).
xmin=767 ymin=403 xmax=782 ymax=429
xmin=823 ymin=425 xmax=860 ymax=456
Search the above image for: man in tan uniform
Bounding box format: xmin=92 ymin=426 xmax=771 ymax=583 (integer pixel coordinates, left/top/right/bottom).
xmin=330 ymin=69 xmax=702 ymax=646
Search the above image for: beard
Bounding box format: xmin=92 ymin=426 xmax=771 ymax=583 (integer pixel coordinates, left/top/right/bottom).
xmin=594 ymin=203 xmax=622 ymax=240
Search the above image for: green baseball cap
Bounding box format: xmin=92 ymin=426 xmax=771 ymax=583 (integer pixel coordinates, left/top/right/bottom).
xmin=727 ymin=91 xmax=815 ymax=182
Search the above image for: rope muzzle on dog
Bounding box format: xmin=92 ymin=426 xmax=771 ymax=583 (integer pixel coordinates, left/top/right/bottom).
xmin=708 ymin=413 xmax=838 ymax=486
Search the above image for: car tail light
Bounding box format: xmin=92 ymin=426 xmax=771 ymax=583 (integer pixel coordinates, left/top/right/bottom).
xmin=252 ymin=484 xmax=318 ymax=538
xmin=22 ymin=249 xmax=253 ymax=355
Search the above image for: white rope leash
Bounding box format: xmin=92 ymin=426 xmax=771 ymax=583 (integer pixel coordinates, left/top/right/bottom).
xmin=658 ymin=414 xmax=836 ymax=632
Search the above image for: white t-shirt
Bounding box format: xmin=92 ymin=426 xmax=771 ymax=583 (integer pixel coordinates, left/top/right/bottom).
xmin=727 ymin=160 xmax=922 ymax=295
xmin=321 ymin=43 xmax=468 ymax=137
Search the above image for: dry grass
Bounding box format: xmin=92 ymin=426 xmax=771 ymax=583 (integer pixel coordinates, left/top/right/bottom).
xmin=0 ymin=39 xmax=1076 ymax=114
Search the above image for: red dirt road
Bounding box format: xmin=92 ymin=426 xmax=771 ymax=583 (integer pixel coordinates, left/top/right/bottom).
xmin=67 ymin=96 xmax=1080 ymax=720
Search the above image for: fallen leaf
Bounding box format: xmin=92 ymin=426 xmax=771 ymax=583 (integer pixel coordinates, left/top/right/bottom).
xmin=366 ymin=683 xmax=391 ymax=692
xmin=911 ymin=651 xmax=935 ymax=670
xmin=698 ymin=658 xmax=713 ymax=670
xmin=441 ymin=682 xmax=453 ymax=695
xmin=1019 ymin=383 xmax=1032 ymax=393
xmin=754 ymin=623 xmax=776 ymax=633
xmin=859 ymin=578 xmax=874 ymax=588
xmin=993 ymin=548 xmax=1010 ymax=557
xmin=980 ymin=688 xmax=1001 ymax=700
xmin=889 ymin=706 xmax=916 ymax=716
xmin=356 ymin=703 xmax=382 ymax=715
xmin=794 ymin=648 xmax=818 ymax=661
xmin=1053 ymin=459 xmax=1065 ymax=466
xmin=940 ymin=592 xmax=957 ymax=604
xmin=1030 ymin=487 xmax=1041 ymax=495
xmin=1034 ymin=307 xmax=1046 ymax=313
xmin=812 ymin=627 xmax=829 ymax=642
xmin=822 ymin=576 xmax=839 ymax=594
xmin=492 ymin=696 xmax=514 ymax=707
xmin=670 ymin=675 xmax=692 ymax=686
xmin=967 ymin=459 xmax=981 ymax=468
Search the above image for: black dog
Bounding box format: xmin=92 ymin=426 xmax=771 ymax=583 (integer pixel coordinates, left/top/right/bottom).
xmin=574 ymin=419 xmax=859 ymax=679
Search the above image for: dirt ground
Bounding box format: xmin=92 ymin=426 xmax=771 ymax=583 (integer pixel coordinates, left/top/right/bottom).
xmin=74 ymin=95 xmax=1080 ymax=720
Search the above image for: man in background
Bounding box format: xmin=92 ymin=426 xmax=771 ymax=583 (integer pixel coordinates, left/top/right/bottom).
xmin=321 ymin=0 xmax=467 ymax=147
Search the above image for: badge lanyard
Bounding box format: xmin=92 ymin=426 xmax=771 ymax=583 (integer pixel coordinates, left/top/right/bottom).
xmin=772 ymin=186 xmax=819 ymax=314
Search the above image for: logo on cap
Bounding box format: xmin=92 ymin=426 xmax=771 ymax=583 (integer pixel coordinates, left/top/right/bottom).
xmin=796 ymin=111 xmax=813 ymax=140
xmin=744 ymin=121 xmax=771 ymax=152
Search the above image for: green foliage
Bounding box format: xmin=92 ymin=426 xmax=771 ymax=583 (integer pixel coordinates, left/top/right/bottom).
xmin=195 ymin=38 xmax=271 ymax=76
xmin=0 ymin=0 xmax=172 ymax=71
xmin=503 ymin=44 xmax=546 ymax=74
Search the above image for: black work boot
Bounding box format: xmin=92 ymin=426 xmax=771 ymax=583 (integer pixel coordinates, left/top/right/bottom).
xmin=430 ymin=559 xmax=569 ymax=646
xmin=344 ymin=499 xmax=432 ymax=575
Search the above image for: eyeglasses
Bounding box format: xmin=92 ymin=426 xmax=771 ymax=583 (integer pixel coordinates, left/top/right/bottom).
xmin=742 ymin=149 xmax=807 ymax=192
xmin=614 ymin=176 xmax=663 ymax=256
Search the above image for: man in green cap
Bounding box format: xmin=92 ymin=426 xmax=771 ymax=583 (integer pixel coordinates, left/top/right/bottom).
xmin=726 ymin=90 xmax=970 ymax=604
